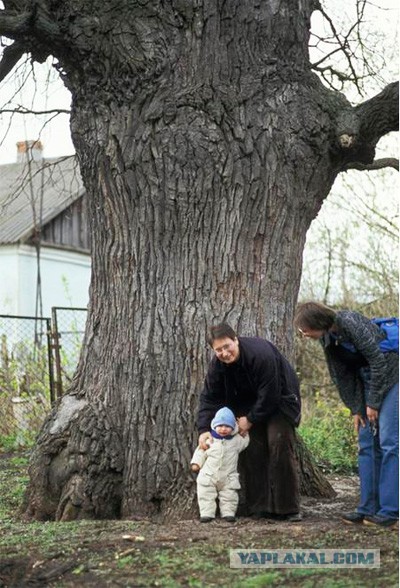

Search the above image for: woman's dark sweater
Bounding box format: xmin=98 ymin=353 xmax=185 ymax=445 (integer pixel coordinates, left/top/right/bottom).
xmin=321 ymin=310 xmax=399 ymax=414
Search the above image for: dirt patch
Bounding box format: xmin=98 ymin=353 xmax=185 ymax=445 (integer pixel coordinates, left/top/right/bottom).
xmin=1 ymin=470 xmax=398 ymax=588
xmin=301 ymin=474 xmax=359 ymax=519
xmin=0 ymin=558 xmax=76 ymax=587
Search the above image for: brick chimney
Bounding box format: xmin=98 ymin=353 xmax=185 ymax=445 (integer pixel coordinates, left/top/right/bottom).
xmin=16 ymin=140 xmax=44 ymax=163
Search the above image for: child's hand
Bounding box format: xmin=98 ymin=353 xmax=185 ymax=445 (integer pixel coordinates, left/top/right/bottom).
xmin=191 ymin=464 xmax=200 ymax=472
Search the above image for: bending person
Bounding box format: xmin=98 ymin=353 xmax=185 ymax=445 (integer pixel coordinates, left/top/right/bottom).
xmin=294 ymin=301 xmax=398 ymax=528
xmin=196 ymin=323 xmax=301 ymax=521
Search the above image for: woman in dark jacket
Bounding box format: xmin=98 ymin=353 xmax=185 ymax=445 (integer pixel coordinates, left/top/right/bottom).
xmin=196 ymin=323 xmax=301 ymax=521
xmin=294 ymin=301 xmax=398 ymax=528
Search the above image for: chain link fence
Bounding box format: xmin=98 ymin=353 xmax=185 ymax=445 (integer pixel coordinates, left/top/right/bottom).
xmin=0 ymin=309 xmax=87 ymax=449
xmin=52 ymin=307 xmax=87 ymax=398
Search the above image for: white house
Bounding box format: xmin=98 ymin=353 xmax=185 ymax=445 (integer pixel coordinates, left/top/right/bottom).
xmin=0 ymin=141 xmax=91 ymax=318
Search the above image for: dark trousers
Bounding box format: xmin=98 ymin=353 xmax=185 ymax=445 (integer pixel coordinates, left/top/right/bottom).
xmin=238 ymin=412 xmax=300 ymax=516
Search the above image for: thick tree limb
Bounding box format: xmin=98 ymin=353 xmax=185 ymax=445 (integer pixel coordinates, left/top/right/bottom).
xmin=0 ymin=3 xmax=63 ymax=41
xmin=343 ymin=158 xmax=399 ymax=172
xmin=0 ymin=3 xmax=67 ymax=80
xmin=0 ymin=9 xmax=32 ymax=38
xmin=356 ymin=82 xmax=399 ymax=143
xmin=0 ymin=40 xmax=25 ymax=81
xmin=334 ymin=81 xmax=399 ymax=167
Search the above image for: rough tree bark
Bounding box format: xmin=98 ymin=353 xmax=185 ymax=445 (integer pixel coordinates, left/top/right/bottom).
xmin=0 ymin=1 xmax=397 ymax=520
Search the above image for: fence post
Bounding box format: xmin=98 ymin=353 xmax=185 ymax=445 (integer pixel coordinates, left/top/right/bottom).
xmin=51 ymin=307 xmax=63 ymax=399
xmin=45 ymin=318 xmax=56 ymax=404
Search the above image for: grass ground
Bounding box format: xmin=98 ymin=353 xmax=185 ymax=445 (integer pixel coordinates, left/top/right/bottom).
xmin=0 ymin=451 xmax=398 ymax=588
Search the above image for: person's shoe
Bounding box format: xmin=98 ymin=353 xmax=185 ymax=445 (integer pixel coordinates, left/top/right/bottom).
xmin=363 ymin=515 xmax=398 ymax=528
xmin=285 ymin=512 xmax=303 ymax=522
xmin=200 ymin=516 xmax=214 ymax=523
xmin=222 ymin=516 xmax=236 ymax=523
xmin=268 ymin=512 xmax=302 ymax=522
xmin=250 ymin=511 xmax=271 ymax=519
xmin=341 ymin=512 xmax=365 ymax=525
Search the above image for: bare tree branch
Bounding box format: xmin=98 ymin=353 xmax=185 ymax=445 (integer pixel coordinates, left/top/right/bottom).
xmin=338 ymin=174 xmax=398 ymax=238
xmin=310 ymin=0 xmax=395 ymax=95
xmin=311 ymin=46 xmax=344 ymax=69
xmin=1 ymin=106 xmax=70 ymax=115
xmin=312 ymin=4 xmax=364 ymax=94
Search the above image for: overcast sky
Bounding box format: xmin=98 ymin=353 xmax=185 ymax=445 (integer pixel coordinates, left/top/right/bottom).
xmin=0 ymin=57 xmax=74 ymax=164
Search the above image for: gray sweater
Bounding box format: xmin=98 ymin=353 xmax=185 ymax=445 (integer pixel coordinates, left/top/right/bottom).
xmin=321 ymin=310 xmax=398 ymax=414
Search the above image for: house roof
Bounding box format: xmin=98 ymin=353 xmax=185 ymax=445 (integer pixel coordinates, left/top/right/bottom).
xmin=0 ymin=156 xmax=84 ymax=244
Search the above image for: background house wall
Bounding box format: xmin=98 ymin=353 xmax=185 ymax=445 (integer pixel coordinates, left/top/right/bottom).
xmin=0 ymin=244 xmax=90 ymax=316
xmin=0 ymin=145 xmax=91 ymax=318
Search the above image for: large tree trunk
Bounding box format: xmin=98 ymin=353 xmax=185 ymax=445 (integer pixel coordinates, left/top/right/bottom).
xmin=1 ymin=0 xmax=394 ymax=520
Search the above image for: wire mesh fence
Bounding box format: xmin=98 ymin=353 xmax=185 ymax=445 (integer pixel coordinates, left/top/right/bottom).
xmin=52 ymin=307 xmax=87 ymax=398
xmin=0 ymin=309 xmax=87 ymax=449
xmin=0 ymin=315 xmax=53 ymax=447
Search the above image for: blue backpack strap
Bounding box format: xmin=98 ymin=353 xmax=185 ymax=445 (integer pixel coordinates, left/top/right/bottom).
xmin=329 ymin=332 xmax=357 ymax=353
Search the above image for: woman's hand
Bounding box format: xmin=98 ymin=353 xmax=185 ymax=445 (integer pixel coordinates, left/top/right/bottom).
xmin=353 ymin=414 xmax=366 ymax=433
xmin=198 ymin=432 xmax=212 ymax=450
xmin=366 ymin=406 xmax=379 ymax=424
xmin=237 ymin=416 xmax=252 ymax=437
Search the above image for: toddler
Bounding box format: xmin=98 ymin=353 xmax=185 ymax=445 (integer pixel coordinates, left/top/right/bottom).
xmin=191 ymin=406 xmax=249 ymax=523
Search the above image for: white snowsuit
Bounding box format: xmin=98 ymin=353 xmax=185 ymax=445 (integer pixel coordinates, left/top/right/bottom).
xmin=191 ymin=428 xmax=249 ymax=518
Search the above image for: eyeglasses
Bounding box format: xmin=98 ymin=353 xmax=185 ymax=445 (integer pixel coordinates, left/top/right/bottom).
xmin=297 ymin=327 xmax=326 ymax=339
xmin=214 ymin=343 xmax=234 ymax=355
xmin=297 ymin=328 xmax=310 ymax=338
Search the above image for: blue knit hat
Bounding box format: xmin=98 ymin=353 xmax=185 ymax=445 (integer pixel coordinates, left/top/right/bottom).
xmin=211 ymin=407 xmax=236 ymax=431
